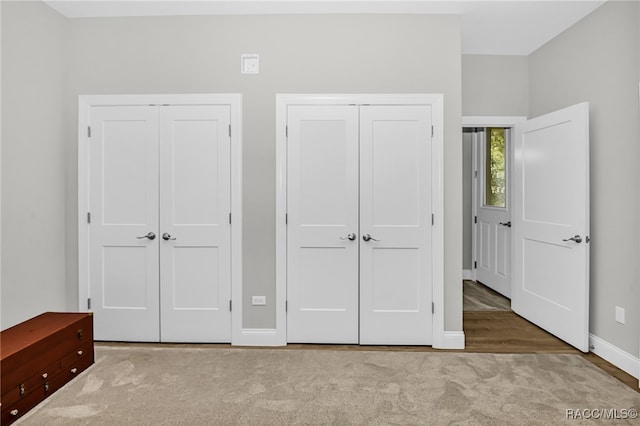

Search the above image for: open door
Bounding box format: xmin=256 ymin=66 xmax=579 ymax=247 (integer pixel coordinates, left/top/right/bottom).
xmin=512 ymin=102 xmax=590 ymax=352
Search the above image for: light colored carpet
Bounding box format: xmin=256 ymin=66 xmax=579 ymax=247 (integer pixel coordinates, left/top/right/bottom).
xmin=18 ymin=346 xmax=640 ymax=425
xmin=463 ymin=280 xmax=511 ymax=311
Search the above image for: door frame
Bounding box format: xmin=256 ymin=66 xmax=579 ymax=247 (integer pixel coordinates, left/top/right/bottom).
xmin=463 ymin=116 xmax=525 ymax=286
xmin=275 ymin=94 xmax=444 ymax=347
xmin=78 ymin=94 xmax=243 ymax=343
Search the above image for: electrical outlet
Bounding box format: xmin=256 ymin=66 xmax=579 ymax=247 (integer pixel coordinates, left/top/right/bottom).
xmin=252 ymin=295 xmax=266 ymax=306
xmin=615 ymin=306 xmax=625 ymax=324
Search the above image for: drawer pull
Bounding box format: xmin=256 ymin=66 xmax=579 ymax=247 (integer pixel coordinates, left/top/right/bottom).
xmin=45 ymin=382 xmax=50 ymax=392
xmin=10 ymin=409 xmax=18 ymax=416
xmin=77 ymin=350 xmax=83 ymax=356
xmin=42 ymin=372 xmax=48 ymax=379
xmin=19 ymin=384 xmax=25 ymax=395
xmin=77 ymin=329 xmax=83 ymax=339
xmin=70 ymin=368 xmax=78 ymax=374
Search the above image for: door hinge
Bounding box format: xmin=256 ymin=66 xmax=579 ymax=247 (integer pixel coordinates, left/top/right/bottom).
xmin=229 ymin=300 xmax=232 ymax=311
xmin=431 ymin=125 xmax=434 ymax=138
xmin=432 ymin=302 xmax=435 ymax=314
xmin=229 ymin=124 xmax=232 ymax=138
xmin=474 ymin=170 xmax=478 ymax=178
xmin=285 ymin=213 xmax=288 ymax=225
xmin=87 ymin=298 xmax=91 ymax=309
xmin=474 ymin=216 xmax=477 ymax=224
xmin=285 ymin=300 xmax=288 ymax=312
xmin=285 ymin=125 xmax=288 ymax=138
xmin=87 ymin=126 xmax=92 ymax=138
xmin=229 ymin=212 xmax=232 ymax=225
xmin=87 ymin=212 xmax=91 ymax=224
xmin=432 ymin=214 xmax=435 ymax=226
xmin=474 ymin=261 xmax=477 ymax=269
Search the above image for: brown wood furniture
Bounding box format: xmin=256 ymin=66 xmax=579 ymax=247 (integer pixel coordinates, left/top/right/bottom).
xmin=1 ymin=312 xmax=94 ymax=424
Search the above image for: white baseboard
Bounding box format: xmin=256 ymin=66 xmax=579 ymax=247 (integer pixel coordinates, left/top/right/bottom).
xmin=435 ymin=331 xmax=465 ymax=350
xmin=462 ymin=269 xmax=473 ymax=280
xmin=232 ymin=328 xmax=285 ymax=347
xmin=589 ymin=333 xmax=639 ymax=380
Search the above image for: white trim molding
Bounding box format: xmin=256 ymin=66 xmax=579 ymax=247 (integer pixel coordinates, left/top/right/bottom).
xmin=589 ymin=334 xmax=639 ymax=379
xmin=442 ymin=331 xmax=466 ymax=350
xmin=276 ymin=94 xmax=445 ymax=348
xmin=233 ymin=329 xmax=281 ymax=347
xmin=78 ymin=94 xmax=243 ymax=344
xmin=462 ymin=269 xmax=474 ymax=280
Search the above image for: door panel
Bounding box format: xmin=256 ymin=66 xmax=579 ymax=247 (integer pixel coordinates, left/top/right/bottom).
xmin=286 ymin=106 xmax=360 ymax=343
xmin=89 ymin=106 xmax=160 ymax=342
xmin=475 ymin=129 xmax=511 ymax=297
xmin=159 ymin=105 xmax=232 ymax=343
xmin=359 ymin=105 xmax=432 ymax=345
xmin=512 ymin=102 xmax=589 ymax=352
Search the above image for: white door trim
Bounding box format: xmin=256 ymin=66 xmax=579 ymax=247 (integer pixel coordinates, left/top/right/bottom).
xmin=78 ymin=94 xmax=242 ymax=344
xmin=275 ymin=94 xmax=444 ymax=347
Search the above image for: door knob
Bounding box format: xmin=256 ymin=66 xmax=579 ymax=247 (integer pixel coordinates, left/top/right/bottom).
xmin=340 ymin=233 xmax=357 ymax=241
xmin=162 ymin=233 xmax=176 ymax=241
xmin=362 ymin=234 xmax=380 ymax=242
xmin=563 ymin=235 xmax=582 ymax=244
xmin=136 ymin=232 xmax=156 ymax=240
xmin=499 ymin=221 xmax=512 ymax=228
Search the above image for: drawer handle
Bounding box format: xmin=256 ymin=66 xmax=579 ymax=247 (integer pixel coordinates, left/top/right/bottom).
xmin=70 ymin=368 xmax=78 ymax=374
xmin=42 ymin=372 xmax=48 ymax=379
xmin=77 ymin=350 xmax=83 ymax=356
xmin=77 ymin=329 xmax=83 ymax=339
xmin=19 ymin=384 xmax=25 ymax=395
xmin=45 ymin=382 xmax=50 ymax=392
xmin=10 ymin=409 xmax=18 ymax=416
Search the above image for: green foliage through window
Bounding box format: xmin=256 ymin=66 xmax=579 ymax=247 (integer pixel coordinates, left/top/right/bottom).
xmin=485 ymin=128 xmax=506 ymax=208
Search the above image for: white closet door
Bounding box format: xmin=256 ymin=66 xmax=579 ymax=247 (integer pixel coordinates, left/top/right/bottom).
xmin=359 ymin=105 xmax=433 ymax=345
xmin=159 ymin=105 xmax=232 ymax=342
xmin=286 ymin=106 xmax=360 ymax=343
xmin=89 ymin=106 xmax=160 ymax=342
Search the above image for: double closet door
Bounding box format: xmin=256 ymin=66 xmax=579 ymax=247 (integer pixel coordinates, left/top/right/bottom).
xmin=286 ymin=104 xmax=433 ymax=345
xmin=87 ymin=103 xmax=232 ymax=343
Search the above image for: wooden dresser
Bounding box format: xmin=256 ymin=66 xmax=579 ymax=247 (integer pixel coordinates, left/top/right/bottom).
xmin=0 ymin=312 xmax=94 ymax=425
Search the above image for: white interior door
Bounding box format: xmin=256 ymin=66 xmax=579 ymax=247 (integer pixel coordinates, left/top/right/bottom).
xmin=159 ymin=105 xmax=232 ymax=342
xmin=475 ymin=128 xmax=511 ymax=297
xmin=359 ymin=106 xmax=433 ymax=345
xmin=286 ymin=106 xmax=360 ymax=343
xmin=512 ymin=102 xmax=590 ymax=352
xmin=89 ymin=106 xmax=160 ymax=342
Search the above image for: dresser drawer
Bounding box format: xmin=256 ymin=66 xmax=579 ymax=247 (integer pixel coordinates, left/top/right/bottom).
xmin=1 ymin=359 xmax=61 ymax=406
xmin=1 ymin=384 xmax=46 ymax=425
xmin=46 ymin=350 xmax=94 ymax=396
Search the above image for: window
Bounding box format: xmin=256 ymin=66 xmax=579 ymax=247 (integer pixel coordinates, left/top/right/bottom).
xmin=484 ymin=127 xmax=506 ymax=208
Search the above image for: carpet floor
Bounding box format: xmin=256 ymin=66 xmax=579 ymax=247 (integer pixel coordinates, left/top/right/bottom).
xmin=18 ymin=345 xmax=640 ymax=425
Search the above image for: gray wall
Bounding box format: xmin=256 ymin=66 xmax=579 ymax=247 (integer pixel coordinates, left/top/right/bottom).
xmin=460 ymin=54 xmax=529 ymax=274
xmin=530 ymin=0 xmax=640 ymax=356
xmin=1 ymin=1 xmax=69 ymax=328
xmin=462 ymin=55 xmax=529 ymax=117
xmin=2 ymin=4 xmax=464 ymax=332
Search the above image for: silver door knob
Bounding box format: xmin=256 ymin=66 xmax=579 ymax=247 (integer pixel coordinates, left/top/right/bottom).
xmin=362 ymin=234 xmax=380 ymax=242
xmin=162 ymin=233 xmax=176 ymax=241
xmin=563 ymin=235 xmax=582 ymax=244
xmin=340 ymin=233 xmax=357 ymax=241
xmin=136 ymin=232 xmax=156 ymax=240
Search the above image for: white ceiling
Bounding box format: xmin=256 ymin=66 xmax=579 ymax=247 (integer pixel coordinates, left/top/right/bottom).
xmin=43 ymin=0 xmax=608 ymax=55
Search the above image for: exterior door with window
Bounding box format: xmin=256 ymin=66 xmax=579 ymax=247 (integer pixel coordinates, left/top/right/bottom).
xmin=475 ymin=128 xmax=511 ymax=297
